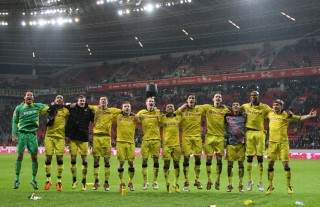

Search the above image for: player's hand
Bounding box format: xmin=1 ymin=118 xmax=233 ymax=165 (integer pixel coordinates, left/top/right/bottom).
xmin=12 ymin=136 xmax=18 ymax=145
xmin=309 ymin=109 xmax=317 ymax=117
xmin=180 ymin=103 xmax=188 ymax=111
xmin=69 ymin=103 xmax=76 ymax=108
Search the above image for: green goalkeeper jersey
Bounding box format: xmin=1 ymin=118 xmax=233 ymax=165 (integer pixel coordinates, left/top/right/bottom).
xmin=12 ymin=103 xmax=47 ymax=136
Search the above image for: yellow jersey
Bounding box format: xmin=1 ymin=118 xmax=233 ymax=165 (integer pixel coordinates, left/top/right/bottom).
xmin=89 ymin=105 xmax=121 ymax=135
xmin=267 ymin=111 xmax=300 ymax=143
xmin=136 ymin=109 xmax=161 ymax=140
xmin=175 ymin=105 xmax=205 ymax=137
xmin=242 ymin=102 xmax=271 ymax=131
xmin=161 ymin=115 xmax=181 ymax=146
xmin=44 ymin=106 xmax=70 ymax=139
xmin=202 ymin=104 xmax=230 ymax=136
xmin=115 ymin=113 xmax=136 ymax=144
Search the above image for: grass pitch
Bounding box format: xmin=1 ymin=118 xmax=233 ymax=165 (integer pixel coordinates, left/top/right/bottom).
xmin=0 ymin=154 xmax=319 ymax=207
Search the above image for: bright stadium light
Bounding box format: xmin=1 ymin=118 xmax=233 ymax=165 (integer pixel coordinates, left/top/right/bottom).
xmin=281 ymin=12 xmax=295 ymax=21
xmin=21 ymin=21 xmax=26 ymax=26
xmin=228 ymin=20 xmax=240 ymax=29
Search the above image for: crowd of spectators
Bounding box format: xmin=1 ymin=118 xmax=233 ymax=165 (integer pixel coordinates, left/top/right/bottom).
xmin=0 ymin=77 xmax=319 ymax=150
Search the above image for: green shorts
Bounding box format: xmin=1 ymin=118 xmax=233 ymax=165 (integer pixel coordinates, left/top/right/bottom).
xmin=17 ymin=132 xmax=38 ymax=154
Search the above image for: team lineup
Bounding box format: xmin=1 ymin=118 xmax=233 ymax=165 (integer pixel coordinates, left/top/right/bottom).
xmin=11 ymin=91 xmax=317 ymax=195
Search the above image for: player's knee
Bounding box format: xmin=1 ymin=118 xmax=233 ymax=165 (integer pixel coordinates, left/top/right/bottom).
xmin=118 ymin=168 xmax=124 ymax=173
xmin=257 ymin=156 xmax=263 ymax=163
xmin=153 ymin=163 xmax=159 ymax=168
xmin=174 ymin=163 xmax=179 ymax=169
xmin=71 ymin=160 xmax=76 ymax=165
xmin=247 ymin=156 xmax=253 ymax=163
xmin=183 ymin=162 xmax=189 ymax=167
xmin=94 ymin=164 xmax=99 ymax=168
xmin=45 ymin=161 xmax=51 ymax=165
xmin=206 ymin=161 xmax=212 ymax=166
xmin=195 ymin=160 xmax=201 ymax=166
xmin=268 ymin=168 xmax=274 ymax=172
xmin=57 ymin=160 xmax=63 ymax=165
xmin=142 ymin=163 xmax=148 ymax=168
xmin=82 ymin=161 xmax=87 ymax=167
xmin=128 ymin=167 xmax=135 ymax=172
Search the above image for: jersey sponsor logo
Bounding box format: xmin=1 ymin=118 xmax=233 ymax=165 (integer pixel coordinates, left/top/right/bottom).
xmin=97 ymin=110 xmax=112 ymax=115
xmin=164 ymin=122 xmax=179 ymax=126
xmin=142 ymin=115 xmax=158 ymax=120
xmin=245 ymin=109 xmax=262 ymax=115
xmin=209 ymin=110 xmax=225 ymax=115
xmin=21 ymin=110 xmax=37 ymax=116
xmin=185 ymin=112 xmax=201 ymax=117
xmin=269 ymin=117 xmax=284 ymax=121
xmin=119 ymin=117 xmax=134 ymax=122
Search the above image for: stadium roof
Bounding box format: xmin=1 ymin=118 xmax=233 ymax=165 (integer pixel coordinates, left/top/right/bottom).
xmin=0 ymin=0 xmax=320 ymax=67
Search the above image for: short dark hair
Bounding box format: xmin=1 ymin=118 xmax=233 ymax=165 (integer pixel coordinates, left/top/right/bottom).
xmin=78 ymin=95 xmax=86 ymax=100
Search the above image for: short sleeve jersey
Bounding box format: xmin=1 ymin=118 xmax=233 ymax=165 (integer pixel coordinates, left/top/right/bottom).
xmin=45 ymin=107 xmax=70 ymax=139
xmin=136 ymin=109 xmax=161 ymax=140
xmin=89 ymin=105 xmax=121 ymax=135
xmin=202 ymin=104 xmax=230 ymax=136
xmin=267 ymin=111 xmax=300 ymax=143
xmin=115 ymin=113 xmax=136 ymax=144
xmin=242 ymin=102 xmax=271 ymax=131
xmin=175 ymin=105 xmax=205 ymax=137
xmin=161 ymin=115 xmax=181 ymax=146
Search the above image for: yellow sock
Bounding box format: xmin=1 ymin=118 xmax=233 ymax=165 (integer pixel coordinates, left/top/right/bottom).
xmin=194 ymin=165 xmax=201 ymax=181
xmin=285 ymin=170 xmax=291 ymax=186
xmin=174 ymin=168 xmax=180 ymax=185
xmin=128 ymin=167 xmax=135 ymax=183
xmin=118 ymin=168 xmax=124 ymax=183
xmin=258 ymin=162 xmax=263 ymax=182
xmin=216 ymin=164 xmax=222 ymax=182
xmin=94 ymin=166 xmax=99 ymax=181
xmin=238 ymin=167 xmax=244 ymax=185
xmin=228 ymin=169 xmax=233 ymax=185
xmin=142 ymin=167 xmax=148 ymax=183
xmin=105 ymin=167 xmax=110 ymax=182
xmin=153 ymin=167 xmax=159 ymax=182
xmin=82 ymin=164 xmax=88 ymax=181
xmin=247 ymin=162 xmax=252 ymax=181
xmin=183 ymin=165 xmax=189 ymax=182
xmin=71 ymin=164 xmax=77 ymax=180
xmin=57 ymin=164 xmax=64 ymax=183
xmin=164 ymin=168 xmax=169 ymax=186
xmin=206 ymin=165 xmax=212 ymax=183
xmin=45 ymin=164 xmax=52 ymax=182
xmin=268 ymin=169 xmax=274 ymax=186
